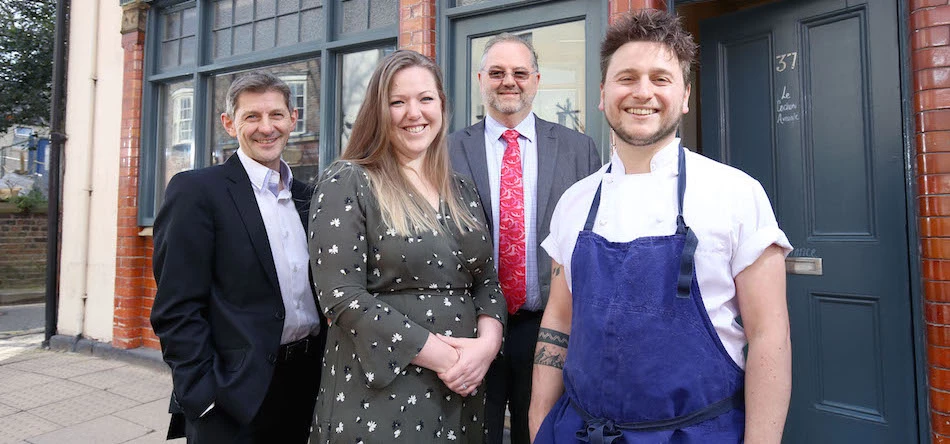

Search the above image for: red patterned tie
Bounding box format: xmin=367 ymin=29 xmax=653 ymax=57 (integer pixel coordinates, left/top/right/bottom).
xmin=499 ymin=129 xmax=526 ymax=314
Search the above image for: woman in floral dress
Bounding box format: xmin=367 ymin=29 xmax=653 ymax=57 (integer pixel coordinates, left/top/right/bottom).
xmin=308 ymin=50 xmax=506 ymax=443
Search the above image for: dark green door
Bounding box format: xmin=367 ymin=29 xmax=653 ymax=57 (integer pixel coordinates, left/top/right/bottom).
xmin=700 ymin=0 xmax=917 ymax=442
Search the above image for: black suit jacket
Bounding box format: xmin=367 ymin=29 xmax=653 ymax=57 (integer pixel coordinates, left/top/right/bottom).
xmin=150 ymin=154 xmax=326 ymax=435
xmin=448 ymin=116 xmax=602 ymax=308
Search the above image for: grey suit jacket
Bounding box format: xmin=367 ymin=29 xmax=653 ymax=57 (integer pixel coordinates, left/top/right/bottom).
xmin=448 ymin=116 xmax=602 ymax=309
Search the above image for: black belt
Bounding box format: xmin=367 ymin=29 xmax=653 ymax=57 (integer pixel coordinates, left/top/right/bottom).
xmin=570 ymin=390 xmax=744 ymax=444
xmin=277 ymin=335 xmax=320 ymax=363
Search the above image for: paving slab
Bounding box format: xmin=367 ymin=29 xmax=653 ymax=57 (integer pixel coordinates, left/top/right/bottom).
xmin=68 ymin=365 xmax=161 ymax=390
xmin=112 ymin=399 xmax=171 ymax=433
xmin=120 ymin=431 xmax=185 ymax=444
xmin=0 ymin=412 xmax=58 ymax=443
xmin=25 ymin=415 xmax=150 ymax=444
xmin=31 ymin=355 xmax=127 ymax=379
xmin=6 ymin=352 xmax=94 ymax=373
xmin=2 ymin=379 xmax=96 ymax=410
xmin=28 ymin=390 xmax=140 ymax=427
xmin=0 ymin=401 xmax=17 ymax=418
xmin=0 ymin=368 xmax=56 ymax=395
xmin=106 ymin=379 xmax=171 ymax=404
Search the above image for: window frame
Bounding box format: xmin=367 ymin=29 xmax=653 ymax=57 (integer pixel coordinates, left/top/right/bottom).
xmin=139 ymin=0 xmax=397 ymax=226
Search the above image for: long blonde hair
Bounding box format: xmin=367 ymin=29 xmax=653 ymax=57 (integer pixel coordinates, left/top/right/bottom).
xmin=341 ymin=50 xmax=480 ymax=236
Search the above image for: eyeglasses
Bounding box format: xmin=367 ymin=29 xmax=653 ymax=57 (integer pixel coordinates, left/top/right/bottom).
xmin=483 ymin=69 xmax=537 ymax=82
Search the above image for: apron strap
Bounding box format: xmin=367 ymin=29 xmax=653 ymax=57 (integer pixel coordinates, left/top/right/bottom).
xmin=583 ymin=164 xmax=612 ymax=231
xmin=675 ymin=145 xmax=696 ymax=299
xmin=571 ymin=389 xmax=744 ymax=443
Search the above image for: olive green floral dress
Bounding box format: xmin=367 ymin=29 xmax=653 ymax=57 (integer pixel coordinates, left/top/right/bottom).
xmin=308 ymin=162 xmax=506 ymax=443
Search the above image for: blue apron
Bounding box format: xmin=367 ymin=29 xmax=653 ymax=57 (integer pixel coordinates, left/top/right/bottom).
xmin=536 ymin=145 xmax=745 ymax=443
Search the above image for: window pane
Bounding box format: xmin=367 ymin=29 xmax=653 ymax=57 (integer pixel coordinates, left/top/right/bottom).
xmin=369 ymin=0 xmax=397 ymax=29
xmin=254 ymin=19 xmax=276 ymax=50
xmin=161 ymin=41 xmax=180 ymax=69
xmin=180 ymin=36 xmax=196 ymax=66
xmin=233 ymin=23 xmax=254 ymax=55
xmin=162 ymin=80 xmax=196 ymax=186
xmin=211 ymin=59 xmax=322 ymax=182
xmin=341 ymin=0 xmax=367 ymax=34
xmin=469 ymin=21 xmax=587 ymax=133
xmin=278 ymin=0 xmax=299 ymax=15
xmin=214 ymin=29 xmax=232 ymax=58
xmin=340 ymin=47 xmax=393 ymax=150
xmin=234 ymin=0 xmax=254 ymax=24
xmin=300 ymin=7 xmax=324 ymax=42
xmin=277 ymin=14 xmax=299 ymax=46
xmin=163 ymin=10 xmax=181 ymax=40
xmin=215 ymin=0 xmax=234 ymax=28
xmin=182 ymin=7 xmax=197 ymax=36
xmin=256 ymin=0 xmax=276 ymax=18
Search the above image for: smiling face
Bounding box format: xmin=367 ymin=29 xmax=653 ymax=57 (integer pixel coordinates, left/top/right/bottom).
xmin=221 ymin=89 xmax=297 ymax=171
xmin=600 ymin=41 xmax=690 ymax=153
xmin=387 ymin=66 xmax=443 ymax=165
xmin=478 ymin=41 xmax=540 ymax=126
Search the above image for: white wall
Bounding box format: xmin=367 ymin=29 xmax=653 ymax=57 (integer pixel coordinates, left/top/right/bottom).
xmin=58 ymin=0 xmax=124 ymax=341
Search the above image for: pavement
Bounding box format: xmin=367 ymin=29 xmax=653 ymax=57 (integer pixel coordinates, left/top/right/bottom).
xmin=0 ymin=305 xmax=183 ymax=444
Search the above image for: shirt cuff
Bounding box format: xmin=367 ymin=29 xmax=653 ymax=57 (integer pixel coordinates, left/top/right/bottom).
xmin=199 ymin=401 xmax=215 ymax=418
xmin=731 ymin=226 xmax=793 ymax=278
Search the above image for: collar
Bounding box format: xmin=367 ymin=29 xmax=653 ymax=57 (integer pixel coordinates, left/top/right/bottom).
xmin=484 ymin=113 xmax=537 ymax=144
xmin=609 ymin=137 xmax=681 ymax=175
xmin=236 ymin=148 xmax=293 ymax=192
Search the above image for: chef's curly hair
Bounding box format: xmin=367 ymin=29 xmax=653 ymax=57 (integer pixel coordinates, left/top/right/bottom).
xmin=600 ymin=9 xmax=697 ymax=85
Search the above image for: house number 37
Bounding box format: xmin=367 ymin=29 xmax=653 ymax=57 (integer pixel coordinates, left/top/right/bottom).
xmin=775 ymin=52 xmax=798 ymax=72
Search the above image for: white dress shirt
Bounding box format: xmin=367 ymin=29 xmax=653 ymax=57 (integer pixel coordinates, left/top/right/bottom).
xmin=237 ymin=149 xmax=321 ymax=344
xmin=484 ymin=113 xmax=541 ymax=312
xmin=541 ymin=138 xmax=792 ymax=367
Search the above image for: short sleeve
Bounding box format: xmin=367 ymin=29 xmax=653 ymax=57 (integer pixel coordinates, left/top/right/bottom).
xmin=730 ymin=179 xmax=793 ymax=277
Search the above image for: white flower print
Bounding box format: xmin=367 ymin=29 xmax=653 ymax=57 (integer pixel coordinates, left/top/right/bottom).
xmin=444 ymin=330 xmax=453 ymax=336
xmin=330 ymin=218 xmax=341 ymax=227
xmin=426 ymin=309 xmax=433 ymax=317
xmin=367 ymin=421 xmax=377 ymax=432
xmin=392 ymin=333 xmax=402 ymax=343
xmin=386 ymin=228 xmax=397 ymax=236
xmin=448 ymin=430 xmax=457 ymax=440
xmin=444 ymin=297 xmax=452 ymax=306
xmin=318 ymin=193 xmax=324 ymax=203
xmin=332 ymin=289 xmax=344 ymax=298
xmin=394 ymin=430 xmax=401 ymax=438
xmin=348 ymin=300 xmax=360 ymax=309
xmin=346 ymin=373 xmax=352 ymax=382
xmin=408 ymin=395 xmax=417 ymax=405
xmin=336 ymin=422 xmax=344 ymax=433
xmin=329 ymin=245 xmax=339 ymax=254
xmin=366 ymin=372 xmax=374 ymax=383
xmin=336 ymin=392 xmax=345 ymax=402
xmin=345 ymin=204 xmax=352 ymax=212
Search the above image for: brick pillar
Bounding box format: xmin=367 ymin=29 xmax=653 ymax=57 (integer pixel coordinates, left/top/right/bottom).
xmin=609 ymin=0 xmax=668 ymax=23
xmin=399 ymin=0 xmax=436 ymax=58
xmin=114 ymin=1 xmax=152 ymax=350
xmin=912 ymin=0 xmax=950 ymax=441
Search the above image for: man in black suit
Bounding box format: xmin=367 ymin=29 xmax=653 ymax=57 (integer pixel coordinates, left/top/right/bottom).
xmin=448 ymin=33 xmax=602 ymax=444
xmin=151 ymin=72 xmax=325 ymax=443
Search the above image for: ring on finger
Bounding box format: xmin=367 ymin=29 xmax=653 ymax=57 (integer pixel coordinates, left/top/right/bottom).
xmin=461 ymin=383 xmax=468 ymax=390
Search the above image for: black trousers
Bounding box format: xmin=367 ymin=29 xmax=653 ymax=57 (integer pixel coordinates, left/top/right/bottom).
xmin=485 ymin=310 xmax=543 ymax=444
xmin=184 ymin=339 xmax=322 ymax=444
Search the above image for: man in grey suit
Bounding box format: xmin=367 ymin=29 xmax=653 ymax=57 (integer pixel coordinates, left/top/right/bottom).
xmin=448 ymin=33 xmax=601 ymax=444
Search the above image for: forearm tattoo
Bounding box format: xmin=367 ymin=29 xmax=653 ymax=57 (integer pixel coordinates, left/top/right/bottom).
xmin=553 ymin=265 xmax=562 ymax=277
xmin=535 ymin=328 xmax=569 ymax=369
xmin=534 ymin=345 xmax=566 ymax=369
xmin=538 ymin=328 xmax=569 ymax=347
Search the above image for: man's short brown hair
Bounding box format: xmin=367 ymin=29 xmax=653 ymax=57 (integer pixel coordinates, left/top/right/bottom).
xmin=600 ymin=9 xmax=698 ymax=84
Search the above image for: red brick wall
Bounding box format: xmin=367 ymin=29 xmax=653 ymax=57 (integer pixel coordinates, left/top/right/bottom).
xmin=0 ymin=209 xmax=47 ymax=289
xmin=610 ymin=0 xmax=668 ymax=23
xmin=912 ymin=0 xmax=950 ymax=441
xmin=399 ymin=0 xmax=436 ymax=58
xmin=114 ymin=2 xmax=158 ymax=351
